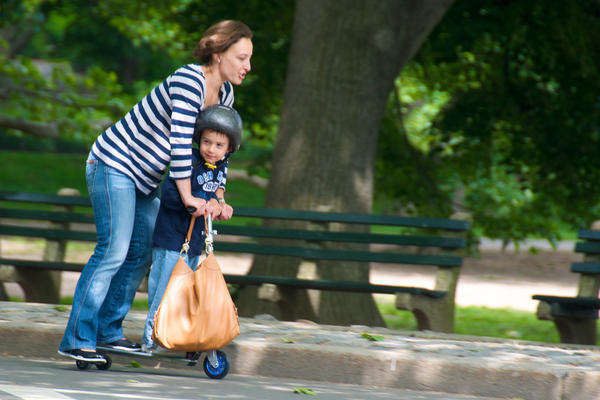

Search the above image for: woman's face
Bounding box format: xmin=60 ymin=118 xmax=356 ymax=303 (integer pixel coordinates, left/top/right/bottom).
xmin=217 ymin=37 xmax=253 ymax=85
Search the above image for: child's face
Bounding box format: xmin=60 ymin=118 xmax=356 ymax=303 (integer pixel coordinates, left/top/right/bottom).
xmin=199 ymin=129 xmax=230 ymax=164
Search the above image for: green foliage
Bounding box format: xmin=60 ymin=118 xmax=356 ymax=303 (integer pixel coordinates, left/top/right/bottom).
xmin=376 ymin=0 xmax=600 ymax=243
xmin=0 ymin=1 xmax=135 ymax=147
xmin=293 ymin=388 xmax=316 ymax=395
xmin=360 ymin=333 xmax=384 ymax=342
xmin=1 ymin=0 xmax=289 ymax=170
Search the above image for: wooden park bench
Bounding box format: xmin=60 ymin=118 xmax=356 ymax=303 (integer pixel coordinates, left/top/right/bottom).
xmin=532 ymin=229 xmax=600 ymax=345
xmin=0 ymin=190 xmax=470 ymax=333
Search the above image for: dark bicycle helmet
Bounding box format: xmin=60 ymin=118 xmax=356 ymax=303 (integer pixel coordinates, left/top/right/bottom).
xmin=194 ymin=105 xmax=243 ymax=153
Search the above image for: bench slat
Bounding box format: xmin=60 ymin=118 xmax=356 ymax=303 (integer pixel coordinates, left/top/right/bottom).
xmin=0 ymin=226 xmax=96 ymax=242
xmin=532 ymin=294 xmax=600 ymax=319
xmin=571 ymin=262 xmax=600 ymax=275
xmin=0 ymin=209 xmax=94 ymax=224
xmin=0 ymin=191 xmax=91 ymax=207
xmin=578 ymin=229 xmax=600 ymax=241
xmin=0 ymin=226 xmax=462 ymax=266
xmin=214 ymin=242 xmax=462 ymax=266
xmin=0 ymin=258 xmax=84 ymax=272
xmin=215 ymin=224 xmax=466 ymax=248
xmin=1 ymin=191 xmax=469 ymax=231
xmin=0 ymin=213 xmax=465 ymax=248
xmin=222 ymin=275 xmax=446 ymax=297
xmin=532 ymin=295 xmax=600 ymax=307
xmin=234 ymin=207 xmax=469 ymax=231
xmin=0 ymin=258 xmax=446 ymax=298
xmin=575 ymin=241 xmax=600 ymax=254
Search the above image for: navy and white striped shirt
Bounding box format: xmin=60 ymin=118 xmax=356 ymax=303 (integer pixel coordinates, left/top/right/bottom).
xmin=91 ymin=64 xmax=234 ymax=194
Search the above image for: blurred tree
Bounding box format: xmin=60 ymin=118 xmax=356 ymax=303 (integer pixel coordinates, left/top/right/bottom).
xmin=0 ymin=0 xmax=139 ymax=144
xmin=237 ymin=0 xmax=455 ymax=326
xmin=376 ymin=0 xmax=600 ymax=245
xmin=0 ymin=0 xmax=292 ymax=154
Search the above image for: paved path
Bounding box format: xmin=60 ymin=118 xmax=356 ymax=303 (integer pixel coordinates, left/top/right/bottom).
xmin=2 ymin=301 xmax=600 ymax=400
xmin=0 ymin=357 xmax=505 ymax=400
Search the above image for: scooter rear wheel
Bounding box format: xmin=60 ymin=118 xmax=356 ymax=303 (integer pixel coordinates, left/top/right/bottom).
xmin=75 ymin=360 xmax=90 ymax=370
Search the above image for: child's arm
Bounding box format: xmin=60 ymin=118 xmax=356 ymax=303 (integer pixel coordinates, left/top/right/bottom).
xmin=215 ymin=188 xmax=233 ymax=220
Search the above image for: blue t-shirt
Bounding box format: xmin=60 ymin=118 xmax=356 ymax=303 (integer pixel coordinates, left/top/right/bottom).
xmin=153 ymin=148 xmax=228 ymax=256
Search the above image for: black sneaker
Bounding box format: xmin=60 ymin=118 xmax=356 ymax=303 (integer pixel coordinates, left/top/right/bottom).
xmin=58 ymin=349 xmax=107 ymax=363
xmin=103 ymin=338 xmax=142 ymax=352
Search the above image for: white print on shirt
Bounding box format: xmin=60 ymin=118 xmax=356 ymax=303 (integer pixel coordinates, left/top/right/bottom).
xmin=196 ymin=169 xmax=225 ymax=193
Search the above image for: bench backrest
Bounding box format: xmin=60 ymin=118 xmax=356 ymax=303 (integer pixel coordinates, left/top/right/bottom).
xmin=0 ymin=190 xmax=469 ymax=268
xmin=570 ymin=229 xmax=600 ymax=297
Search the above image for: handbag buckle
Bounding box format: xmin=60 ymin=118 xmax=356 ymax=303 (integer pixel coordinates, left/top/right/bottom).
xmin=180 ymin=241 xmax=190 ymax=254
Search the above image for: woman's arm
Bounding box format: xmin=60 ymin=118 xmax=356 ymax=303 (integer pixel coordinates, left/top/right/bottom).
xmin=175 ymin=178 xmax=207 ymax=217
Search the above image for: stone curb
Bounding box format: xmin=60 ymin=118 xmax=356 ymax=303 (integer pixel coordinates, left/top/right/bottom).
xmin=2 ymin=301 xmax=600 ymax=400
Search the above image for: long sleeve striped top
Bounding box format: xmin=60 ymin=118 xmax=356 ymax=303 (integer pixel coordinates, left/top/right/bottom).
xmin=90 ymin=64 xmax=234 ymax=195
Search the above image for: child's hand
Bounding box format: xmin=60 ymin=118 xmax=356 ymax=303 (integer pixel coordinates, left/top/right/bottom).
xmin=218 ymin=202 xmax=234 ymax=220
xmin=206 ymin=198 xmax=223 ymax=220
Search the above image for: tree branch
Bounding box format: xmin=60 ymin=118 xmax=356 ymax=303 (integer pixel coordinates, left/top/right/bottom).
xmin=0 ymin=114 xmax=59 ymax=138
xmin=0 ymin=83 xmax=123 ymax=115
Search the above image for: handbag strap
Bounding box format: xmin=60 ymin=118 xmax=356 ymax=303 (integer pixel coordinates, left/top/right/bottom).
xmin=180 ymin=215 xmax=197 ymax=255
xmin=204 ymin=213 xmax=214 ymax=254
xmin=181 ymin=210 xmax=215 ymax=255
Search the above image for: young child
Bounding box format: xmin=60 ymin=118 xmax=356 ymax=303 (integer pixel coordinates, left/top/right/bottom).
xmin=142 ymin=104 xmax=242 ymax=352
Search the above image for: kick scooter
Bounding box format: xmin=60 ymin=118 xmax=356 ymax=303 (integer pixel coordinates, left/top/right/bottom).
xmin=70 ymin=213 xmax=231 ymax=379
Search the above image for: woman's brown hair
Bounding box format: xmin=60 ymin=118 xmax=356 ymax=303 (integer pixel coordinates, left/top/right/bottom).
xmin=193 ymin=20 xmax=253 ymax=65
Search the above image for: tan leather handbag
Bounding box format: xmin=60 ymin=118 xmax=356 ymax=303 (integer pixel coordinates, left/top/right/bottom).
xmin=153 ymin=215 xmax=240 ymax=351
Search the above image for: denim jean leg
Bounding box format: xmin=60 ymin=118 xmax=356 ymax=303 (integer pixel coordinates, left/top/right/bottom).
xmin=97 ymin=191 xmax=160 ymax=344
xmin=59 ymin=157 xmax=136 ymax=352
xmin=143 ymin=248 xmax=199 ymax=347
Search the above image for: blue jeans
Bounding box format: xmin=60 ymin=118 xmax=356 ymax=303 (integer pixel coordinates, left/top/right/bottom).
xmin=59 ymin=152 xmax=160 ymax=351
xmin=143 ymin=248 xmax=199 ymax=348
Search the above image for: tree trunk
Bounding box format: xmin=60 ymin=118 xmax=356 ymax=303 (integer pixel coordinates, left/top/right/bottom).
xmin=237 ymin=0 xmax=454 ymax=326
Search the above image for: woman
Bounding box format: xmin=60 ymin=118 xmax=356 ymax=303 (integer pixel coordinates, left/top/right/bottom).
xmin=58 ymin=20 xmax=252 ymax=363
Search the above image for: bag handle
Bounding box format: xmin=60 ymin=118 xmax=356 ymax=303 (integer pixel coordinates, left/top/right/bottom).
xmin=182 ymin=207 xmax=214 ymax=255
xmin=204 ymin=213 xmax=214 ymax=254
xmin=180 ymin=210 xmax=197 ymax=255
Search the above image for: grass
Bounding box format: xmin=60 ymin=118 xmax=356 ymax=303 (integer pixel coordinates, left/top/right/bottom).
xmin=377 ymin=300 xmax=568 ymax=343
xmin=0 ymin=151 xmax=88 ymax=194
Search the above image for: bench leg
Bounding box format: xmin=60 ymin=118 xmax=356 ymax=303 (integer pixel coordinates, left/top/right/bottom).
xmin=536 ymin=301 xmax=598 ymax=345
xmin=553 ymin=317 xmax=597 ymax=345
xmin=396 ymin=294 xmax=454 ymax=333
xmin=395 ymin=265 xmax=459 ymax=333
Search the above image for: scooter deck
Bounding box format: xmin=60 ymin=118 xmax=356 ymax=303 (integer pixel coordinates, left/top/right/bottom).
xmin=96 ymin=346 xmax=200 ymax=363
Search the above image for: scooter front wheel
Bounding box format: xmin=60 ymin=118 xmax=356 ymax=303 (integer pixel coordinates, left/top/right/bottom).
xmin=202 ymin=350 xmax=230 ymax=379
